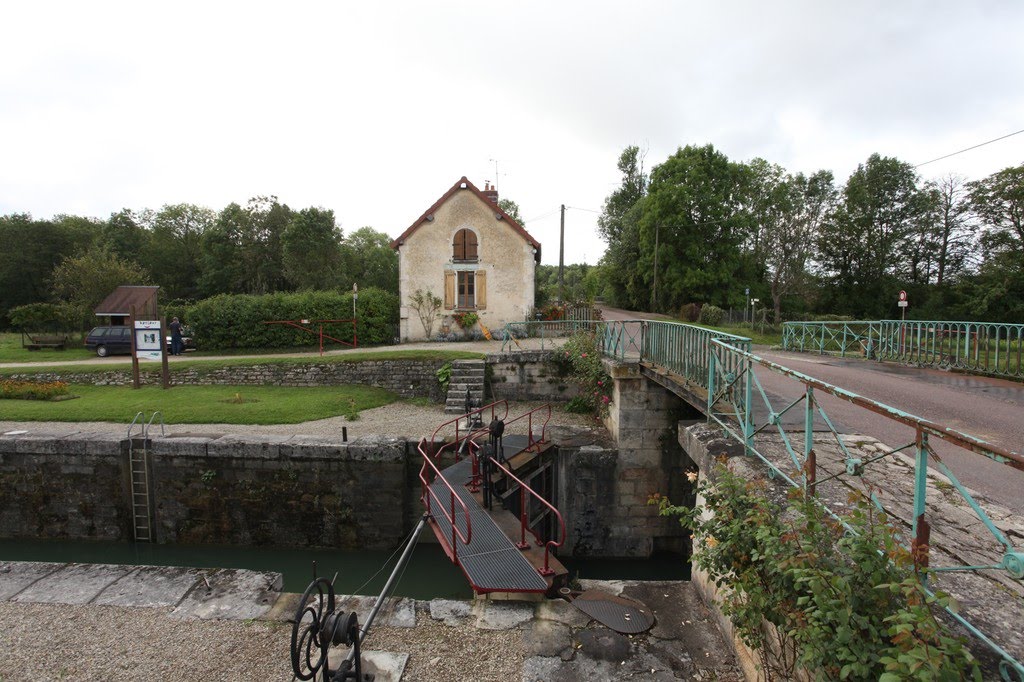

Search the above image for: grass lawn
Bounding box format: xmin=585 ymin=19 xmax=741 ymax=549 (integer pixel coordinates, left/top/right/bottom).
xmin=0 ymin=384 xmax=399 ymax=424
xmin=0 ymin=332 xmax=93 ymax=363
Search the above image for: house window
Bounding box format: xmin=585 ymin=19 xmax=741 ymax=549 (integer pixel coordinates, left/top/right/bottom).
xmin=453 ymin=229 xmax=478 ymax=262
xmin=457 ymin=271 xmax=475 ymax=308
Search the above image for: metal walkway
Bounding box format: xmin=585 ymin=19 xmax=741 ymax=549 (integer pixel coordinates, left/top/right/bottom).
xmin=427 ymin=458 xmax=548 ymax=593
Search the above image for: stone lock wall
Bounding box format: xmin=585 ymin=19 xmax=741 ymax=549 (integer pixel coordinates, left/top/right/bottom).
xmin=485 ymin=351 xmax=581 ymax=402
xmin=0 ymin=433 xmax=417 ymax=550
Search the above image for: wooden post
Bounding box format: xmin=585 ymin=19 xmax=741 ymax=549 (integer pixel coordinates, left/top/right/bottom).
xmin=160 ymin=316 xmax=170 ymax=389
xmin=130 ymin=305 xmax=141 ymax=390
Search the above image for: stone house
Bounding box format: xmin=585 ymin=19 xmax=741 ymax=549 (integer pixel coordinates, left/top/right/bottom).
xmin=391 ymin=177 xmax=541 ymax=342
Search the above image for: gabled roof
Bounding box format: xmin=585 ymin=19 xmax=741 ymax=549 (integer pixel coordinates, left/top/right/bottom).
xmin=94 ymin=285 xmax=160 ymax=316
xmin=390 ymin=176 xmax=541 ymax=262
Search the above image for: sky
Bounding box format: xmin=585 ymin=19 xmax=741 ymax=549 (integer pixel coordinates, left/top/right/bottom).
xmin=2 ymin=1 xmax=1023 ymax=266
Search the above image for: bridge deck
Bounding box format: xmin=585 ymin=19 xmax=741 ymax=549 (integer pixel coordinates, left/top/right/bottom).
xmin=427 ymin=457 xmax=549 ymax=593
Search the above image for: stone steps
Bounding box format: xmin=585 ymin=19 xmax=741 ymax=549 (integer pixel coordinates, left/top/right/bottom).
xmin=444 ymin=360 xmax=486 ymax=415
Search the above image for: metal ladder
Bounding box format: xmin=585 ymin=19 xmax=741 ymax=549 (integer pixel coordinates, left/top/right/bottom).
xmin=126 ymin=412 xmax=164 ymax=543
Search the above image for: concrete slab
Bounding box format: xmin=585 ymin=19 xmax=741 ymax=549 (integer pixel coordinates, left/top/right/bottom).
xmin=0 ymin=561 xmax=63 ymax=600
xmin=93 ymin=565 xmax=204 ymax=608
xmin=535 ymin=597 xmax=592 ymax=628
xmin=473 ymin=600 xmax=533 ymax=630
xmin=170 ymin=568 xmax=282 ymax=620
xmin=13 ymin=563 xmax=137 ymax=605
xmin=336 ymin=594 xmax=416 ymax=628
xmin=428 ymin=598 xmax=471 ymax=626
xmin=261 ymin=591 xmax=305 ymax=622
xmin=360 ymin=650 xmax=410 ymax=682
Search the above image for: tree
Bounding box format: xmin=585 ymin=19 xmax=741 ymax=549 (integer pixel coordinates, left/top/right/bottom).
xmin=497 ymin=198 xmax=525 ymax=226
xmin=968 ymin=164 xmax=1024 ymax=256
xmin=50 ymin=246 xmax=151 ymax=326
xmin=98 ymin=209 xmax=150 ymax=265
xmin=597 ymin=146 xmax=648 ymax=309
xmin=410 ymin=289 xmax=443 ymax=338
xmin=198 ymin=197 xmax=292 ymax=296
xmin=148 ymin=203 xmax=214 ymax=300
xmin=814 ymin=154 xmax=926 ymax=317
xmin=748 ymin=159 xmax=837 ymax=323
xmin=0 ymin=214 xmax=92 ymax=327
xmin=340 ymin=227 xmax=398 ymax=294
xmin=283 ymin=207 xmax=344 ymax=290
xmin=639 ymin=144 xmax=749 ymax=312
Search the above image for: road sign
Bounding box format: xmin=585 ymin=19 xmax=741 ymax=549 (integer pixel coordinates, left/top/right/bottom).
xmin=898 ymin=290 xmax=907 ymax=302
xmin=898 ymin=301 xmax=908 ymax=308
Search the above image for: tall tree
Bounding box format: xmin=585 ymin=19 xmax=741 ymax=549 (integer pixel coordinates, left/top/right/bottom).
xmin=198 ymin=197 xmax=292 ymax=296
xmin=597 ymin=146 xmax=648 ymax=309
xmin=639 ymin=144 xmax=748 ymax=312
xmin=282 ymin=207 xmax=344 ymax=290
xmin=340 ymin=227 xmax=399 ymax=293
xmin=149 ymin=203 xmax=214 ymax=300
xmin=968 ymin=164 xmax=1024 ymax=255
xmin=931 ymin=175 xmax=976 ymax=286
xmin=50 ymin=246 xmax=151 ymax=324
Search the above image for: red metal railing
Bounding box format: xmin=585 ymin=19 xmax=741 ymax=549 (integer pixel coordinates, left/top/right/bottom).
xmin=479 ymin=445 xmax=566 ymax=576
xmin=500 ymin=403 xmax=552 ymax=450
xmin=417 ymin=438 xmax=471 ymax=560
xmin=429 ymin=400 xmax=509 ymax=453
xmin=262 ymin=318 xmax=357 ymax=355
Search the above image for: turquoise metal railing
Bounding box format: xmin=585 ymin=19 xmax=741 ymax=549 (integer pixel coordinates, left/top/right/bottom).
xmin=782 ymin=320 xmax=879 ymax=357
xmin=783 ymin=319 xmax=1024 ymax=379
xmin=707 ymin=338 xmax=1024 ymax=678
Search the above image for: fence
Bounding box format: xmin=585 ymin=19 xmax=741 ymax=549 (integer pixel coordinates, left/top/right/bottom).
xmin=783 ymin=320 xmax=1024 ymax=380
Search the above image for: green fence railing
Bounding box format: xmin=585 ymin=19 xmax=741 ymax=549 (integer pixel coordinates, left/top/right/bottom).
xmin=783 ymin=320 xmax=1024 ymax=380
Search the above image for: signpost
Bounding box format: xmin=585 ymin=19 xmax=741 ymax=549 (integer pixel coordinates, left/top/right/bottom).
xmin=129 ymin=306 xmax=170 ymax=389
xmin=897 ymin=290 xmax=909 ymax=353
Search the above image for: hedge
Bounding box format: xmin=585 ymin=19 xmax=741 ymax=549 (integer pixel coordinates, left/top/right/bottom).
xmin=186 ymin=289 xmax=398 ymax=350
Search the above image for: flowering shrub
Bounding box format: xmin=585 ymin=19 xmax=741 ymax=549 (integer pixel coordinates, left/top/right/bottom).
xmin=558 ymin=331 xmax=612 ymax=416
xmin=452 ymin=311 xmax=478 ymax=329
xmin=0 ymin=379 xmax=70 ymax=400
xmin=651 ymin=465 xmax=980 ymax=681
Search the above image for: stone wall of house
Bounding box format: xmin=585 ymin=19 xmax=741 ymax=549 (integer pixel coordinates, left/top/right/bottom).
xmin=397 ymin=184 xmax=536 ymax=341
xmin=7 ymin=360 xmax=445 ymax=400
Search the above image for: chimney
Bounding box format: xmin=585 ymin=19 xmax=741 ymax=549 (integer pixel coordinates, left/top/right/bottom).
xmin=482 ymin=181 xmax=499 ymax=204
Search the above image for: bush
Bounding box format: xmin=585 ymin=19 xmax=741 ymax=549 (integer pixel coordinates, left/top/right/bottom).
xmin=187 ymin=288 xmax=398 ymax=350
xmin=8 ymin=303 xmax=82 ymax=332
xmin=698 ymin=304 xmax=724 ymax=326
xmin=678 ymin=303 xmax=702 ymax=322
xmin=557 ymin=331 xmax=612 ymax=416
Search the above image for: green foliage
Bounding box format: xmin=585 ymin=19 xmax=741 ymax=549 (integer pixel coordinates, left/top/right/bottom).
xmin=436 ymin=361 xmax=452 ymax=394
xmin=50 ymin=246 xmax=151 ymax=318
xmin=187 ymin=288 xmax=397 ymax=350
xmin=410 ymin=289 xmax=443 ymax=337
xmin=282 ymin=207 xmax=344 ymax=290
xmin=698 ymin=304 xmax=724 ymax=326
xmin=7 ymin=303 xmax=80 ymax=332
xmin=452 ymin=311 xmax=478 ymax=329
xmin=653 ymin=466 xmax=981 ymax=681
xmin=339 ymin=227 xmax=399 ymax=294
xmin=557 ymin=331 xmax=611 ymax=415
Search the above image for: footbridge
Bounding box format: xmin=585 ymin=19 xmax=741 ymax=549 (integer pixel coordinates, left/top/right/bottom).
xmin=499 ymin=317 xmax=1024 ymax=678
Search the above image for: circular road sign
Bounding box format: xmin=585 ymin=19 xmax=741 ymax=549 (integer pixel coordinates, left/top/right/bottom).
xmin=898 ymin=290 xmax=908 ymax=301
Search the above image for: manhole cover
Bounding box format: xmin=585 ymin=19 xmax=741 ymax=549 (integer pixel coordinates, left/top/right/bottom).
xmin=571 ymin=590 xmax=655 ymax=634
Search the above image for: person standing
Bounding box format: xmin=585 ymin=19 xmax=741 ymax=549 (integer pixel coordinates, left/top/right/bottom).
xmin=169 ymin=316 xmax=183 ymax=356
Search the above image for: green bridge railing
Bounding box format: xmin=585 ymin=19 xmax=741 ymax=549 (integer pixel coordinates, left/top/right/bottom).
xmin=783 ymin=320 xmax=1024 ymax=380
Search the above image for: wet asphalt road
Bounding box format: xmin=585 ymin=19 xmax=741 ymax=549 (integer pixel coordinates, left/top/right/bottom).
xmin=753 ymin=350 xmax=1024 ymax=514
xmin=598 ymin=306 xmax=1024 ymax=514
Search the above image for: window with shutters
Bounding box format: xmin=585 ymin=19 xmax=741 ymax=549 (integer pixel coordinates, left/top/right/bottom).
xmin=452 ymin=229 xmax=478 ymax=262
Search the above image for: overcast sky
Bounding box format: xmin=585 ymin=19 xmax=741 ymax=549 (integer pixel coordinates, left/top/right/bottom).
xmin=2 ymin=1 xmax=1023 ymax=266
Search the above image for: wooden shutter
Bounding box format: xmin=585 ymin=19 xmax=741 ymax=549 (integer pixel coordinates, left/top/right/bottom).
xmin=444 ymin=271 xmax=455 ymax=310
xmin=476 ymin=270 xmax=486 ymax=309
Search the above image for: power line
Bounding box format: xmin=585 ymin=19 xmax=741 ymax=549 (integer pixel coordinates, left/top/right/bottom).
xmin=565 ymin=206 xmax=601 ymax=214
xmin=524 ymin=207 xmax=561 ymax=223
xmin=914 ymin=127 xmax=1024 ymax=168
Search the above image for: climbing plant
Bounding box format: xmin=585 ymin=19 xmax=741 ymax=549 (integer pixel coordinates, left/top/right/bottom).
xmin=557 ymin=331 xmax=612 ymax=415
xmin=651 ymin=465 xmax=981 ymax=681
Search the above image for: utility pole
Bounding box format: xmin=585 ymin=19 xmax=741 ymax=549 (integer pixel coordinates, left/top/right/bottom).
xmin=558 ymin=204 xmax=565 ymax=304
xmin=651 ymin=224 xmax=659 ymax=311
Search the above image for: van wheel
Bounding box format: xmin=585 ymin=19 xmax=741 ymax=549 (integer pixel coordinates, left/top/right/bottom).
xmin=96 ymin=345 xmax=108 ymax=357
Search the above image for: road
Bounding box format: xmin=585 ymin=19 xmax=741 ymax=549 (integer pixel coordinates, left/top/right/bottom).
xmin=599 ymin=306 xmax=1024 ymax=514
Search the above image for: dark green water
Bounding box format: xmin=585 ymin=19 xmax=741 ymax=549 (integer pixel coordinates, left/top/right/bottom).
xmin=0 ymin=538 xmax=688 ymax=597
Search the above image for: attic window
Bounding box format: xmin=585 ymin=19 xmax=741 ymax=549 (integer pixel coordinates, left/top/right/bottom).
xmin=453 ymin=229 xmax=478 ymax=262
